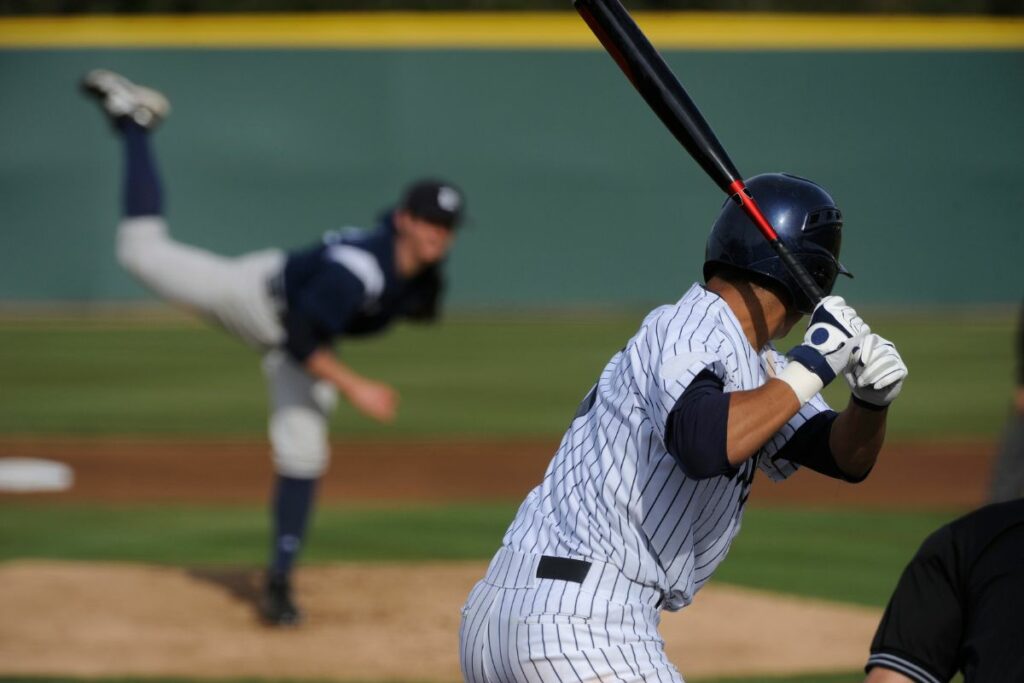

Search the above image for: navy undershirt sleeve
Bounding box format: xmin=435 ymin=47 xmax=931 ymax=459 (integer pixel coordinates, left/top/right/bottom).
xmin=283 ymin=265 xmax=365 ymax=363
xmin=664 ymin=370 xmax=734 ymax=480
xmin=666 ymin=372 xmax=865 ymax=483
xmin=771 ymin=410 xmax=871 ymax=483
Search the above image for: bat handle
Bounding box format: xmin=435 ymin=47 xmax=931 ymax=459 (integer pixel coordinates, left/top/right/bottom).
xmin=771 ymin=238 xmax=825 ymax=305
xmin=727 ymin=180 xmax=824 ymax=307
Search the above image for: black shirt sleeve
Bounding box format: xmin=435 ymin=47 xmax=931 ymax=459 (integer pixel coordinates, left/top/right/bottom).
xmin=866 ymin=525 xmax=963 ymax=683
xmin=771 ymin=410 xmax=871 ymax=483
xmin=664 ymin=370 xmax=735 ymax=480
xmin=283 ymin=265 xmax=366 ymax=363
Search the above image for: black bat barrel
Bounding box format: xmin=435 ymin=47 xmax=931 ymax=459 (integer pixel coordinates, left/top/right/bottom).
xmin=574 ymin=0 xmax=741 ymax=193
xmin=575 ymin=0 xmax=825 ymax=309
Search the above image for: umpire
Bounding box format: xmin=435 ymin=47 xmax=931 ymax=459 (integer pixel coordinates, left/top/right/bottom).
xmin=82 ymin=70 xmax=465 ymax=626
xmin=865 ymin=498 xmax=1024 ymax=682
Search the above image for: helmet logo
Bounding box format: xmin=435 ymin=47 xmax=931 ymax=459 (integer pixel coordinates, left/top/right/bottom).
xmin=437 ymin=186 xmax=462 ymax=212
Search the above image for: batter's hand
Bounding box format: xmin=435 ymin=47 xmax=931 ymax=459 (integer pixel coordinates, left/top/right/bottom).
xmin=845 ymin=333 xmax=907 ymax=408
xmin=788 ymin=296 xmax=870 ymax=386
xmin=344 ymin=377 xmax=399 ymax=423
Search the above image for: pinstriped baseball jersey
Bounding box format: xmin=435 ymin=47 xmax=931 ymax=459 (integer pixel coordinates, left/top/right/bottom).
xmin=502 ymin=282 xmax=830 ymax=611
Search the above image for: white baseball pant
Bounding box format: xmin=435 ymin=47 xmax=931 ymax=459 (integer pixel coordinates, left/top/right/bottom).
xmin=460 ymin=548 xmax=683 ymax=683
xmin=117 ymin=216 xmax=336 ymax=477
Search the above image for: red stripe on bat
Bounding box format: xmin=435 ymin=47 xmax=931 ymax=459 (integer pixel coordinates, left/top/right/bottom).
xmin=727 ymin=179 xmax=780 ymax=241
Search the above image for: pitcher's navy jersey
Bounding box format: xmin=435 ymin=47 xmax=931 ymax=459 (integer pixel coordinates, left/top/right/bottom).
xmin=280 ymin=215 xmax=441 ymax=360
xmin=502 ymin=283 xmax=831 ymax=610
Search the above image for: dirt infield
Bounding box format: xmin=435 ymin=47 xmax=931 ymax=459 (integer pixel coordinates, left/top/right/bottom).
xmin=0 ymin=436 xmax=997 ymax=508
xmin=0 ymin=437 xmax=993 ymax=681
xmin=0 ymin=560 xmax=881 ymax=681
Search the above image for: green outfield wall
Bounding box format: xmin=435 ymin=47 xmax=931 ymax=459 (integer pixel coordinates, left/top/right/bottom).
xmin=1 ymin=14 xmax=1022 ymax=307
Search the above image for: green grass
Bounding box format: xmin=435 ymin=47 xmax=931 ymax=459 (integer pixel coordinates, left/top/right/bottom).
xmin=0 ymin=314 xmax=640 ymax=437
xmin=0 ymin=501 xmax=956 ymax=608
xmin=0 ymin=309 xmax=1015 ymax=439
xmin=713 ymin=506 xmax=956 ymax=606
xmin=0 ymin=502 xmax=517 ymax=565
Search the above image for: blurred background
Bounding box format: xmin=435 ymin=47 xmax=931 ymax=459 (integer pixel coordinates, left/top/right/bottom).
xmin=0 ymin=2 xmax=1021 ymax=683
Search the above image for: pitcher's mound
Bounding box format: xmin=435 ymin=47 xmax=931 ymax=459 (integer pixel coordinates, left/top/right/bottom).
xmin=0 ymin=560 xmax=879 ymax=680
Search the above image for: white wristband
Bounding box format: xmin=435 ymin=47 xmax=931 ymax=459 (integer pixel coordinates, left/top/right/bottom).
xmin=776 ymin=362 xmax=824 ymax=406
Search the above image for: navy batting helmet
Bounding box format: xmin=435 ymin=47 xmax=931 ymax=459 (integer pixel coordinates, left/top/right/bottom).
xmin=703 ymin=173 xmax=851 ymax=315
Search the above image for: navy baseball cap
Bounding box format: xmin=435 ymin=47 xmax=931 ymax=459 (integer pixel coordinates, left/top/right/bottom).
xmin=400 ymin=179 xmax=466 ymax=229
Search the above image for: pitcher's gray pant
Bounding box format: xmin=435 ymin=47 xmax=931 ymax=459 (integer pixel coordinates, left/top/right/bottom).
xmin=460 ymin=548 xmax=683 ymax=683
xmin=117 ymin=216 xmax=336 ymax=478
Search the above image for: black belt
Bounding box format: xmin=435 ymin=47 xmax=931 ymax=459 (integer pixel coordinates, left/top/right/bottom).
xmin=535 ymin=555 xmax=666 ymax=608
xmin=536 ymin=556 xmax=591 ymax=583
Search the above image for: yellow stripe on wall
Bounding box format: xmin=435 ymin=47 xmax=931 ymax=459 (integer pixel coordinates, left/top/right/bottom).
xmin=1 ymin=12 xmax=1023 ymax=50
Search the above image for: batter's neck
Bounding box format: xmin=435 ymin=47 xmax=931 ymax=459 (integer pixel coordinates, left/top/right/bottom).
xmin=706 ymin=276 xmax=790 ymax=351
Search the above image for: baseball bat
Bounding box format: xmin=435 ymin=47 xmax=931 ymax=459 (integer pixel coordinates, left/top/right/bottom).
xmin=574 ymin=0 xmax=824 ymax=305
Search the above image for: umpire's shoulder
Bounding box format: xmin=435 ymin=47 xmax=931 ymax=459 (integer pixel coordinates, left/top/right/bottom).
xmin=945 ymin=498 xmax=1024 ymax=564
xmin=907 ymin=501 xmax=1024 ymax=581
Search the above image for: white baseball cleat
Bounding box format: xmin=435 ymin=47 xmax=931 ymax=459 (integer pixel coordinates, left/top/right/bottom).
xmin=81 ymin=69 xmax=170 ymax=129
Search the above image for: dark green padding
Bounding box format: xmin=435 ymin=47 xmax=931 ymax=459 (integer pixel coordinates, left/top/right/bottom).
xmin=1 ymin=49 xmax=1021 ymax=307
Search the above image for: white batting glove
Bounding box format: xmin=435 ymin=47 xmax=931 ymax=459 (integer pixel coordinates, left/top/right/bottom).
xmin=778 ymin=296 xmax=870 ymax=404
xmin=845 ymin=333 xmax=908 ymax=409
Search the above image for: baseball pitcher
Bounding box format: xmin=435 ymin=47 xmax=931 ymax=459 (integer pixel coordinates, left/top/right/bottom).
xmin=82 ymin=69 xmax=465 ymax=626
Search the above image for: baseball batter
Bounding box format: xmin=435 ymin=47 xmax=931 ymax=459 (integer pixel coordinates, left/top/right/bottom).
xmin=81 ymin=69 xmax=465 ymax=626
xmin=459 ymin=174 xmax=908 ymax=681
